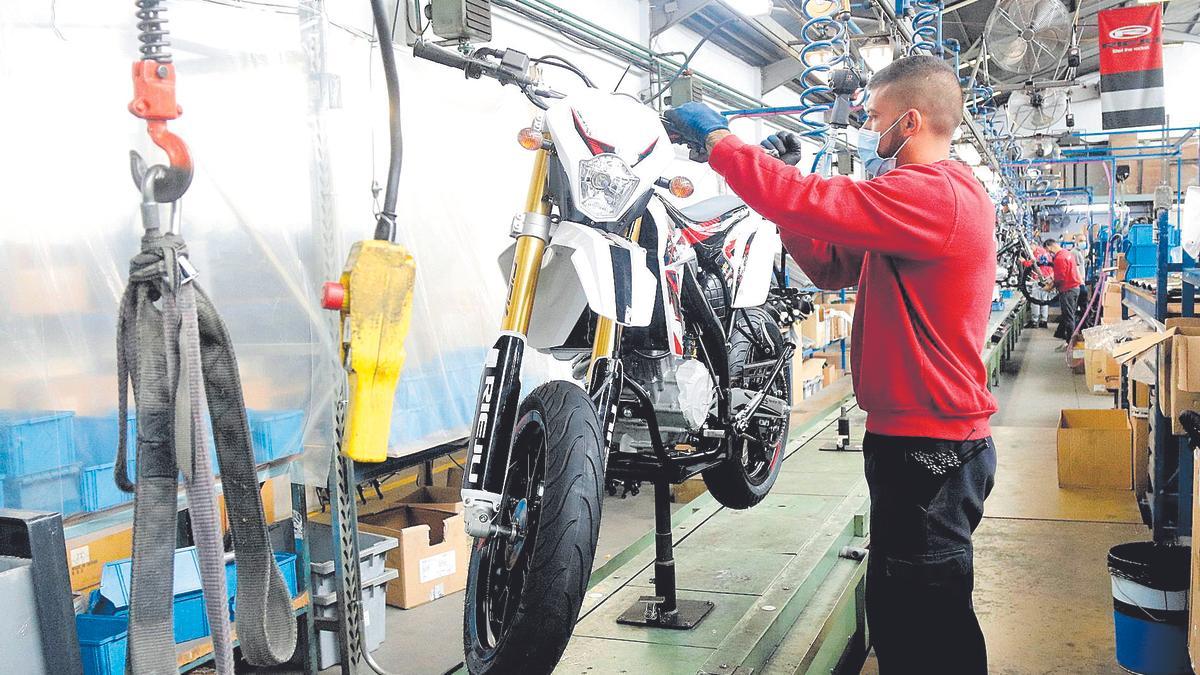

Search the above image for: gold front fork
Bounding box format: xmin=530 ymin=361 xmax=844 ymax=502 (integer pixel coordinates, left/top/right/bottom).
xmin=588 ymin=218 xmax=643 ymax=379
xmin=501 ymin=147 xmax=552 ymax=334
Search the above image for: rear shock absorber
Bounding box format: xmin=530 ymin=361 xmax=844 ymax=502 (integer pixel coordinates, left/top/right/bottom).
xmin=136 ymin=0 xmax=172 ymax=63
xmin=907 ymin=0 xmax=943 ymax=55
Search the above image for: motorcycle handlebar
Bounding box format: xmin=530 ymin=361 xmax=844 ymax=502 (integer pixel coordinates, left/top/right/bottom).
xmin=413 ymin=39 xmax=473 ymax=71
xmin=413 ymin=40 xmax=541 ymax=90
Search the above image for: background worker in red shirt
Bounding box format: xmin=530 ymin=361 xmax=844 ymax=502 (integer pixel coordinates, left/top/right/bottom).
xmin=666 ymin=56 xmax=997 ymax=674
xmin=1044 ymin=238 xmax=1084 ymax=350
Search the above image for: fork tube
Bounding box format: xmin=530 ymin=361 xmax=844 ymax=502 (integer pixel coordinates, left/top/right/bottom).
xmin=501 ymin=148 xmax=552 ymax=334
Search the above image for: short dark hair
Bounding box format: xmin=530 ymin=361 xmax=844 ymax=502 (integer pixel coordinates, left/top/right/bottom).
xmin=1043 ymin=238 xmax=1058 ymax=247
xmin=868 ymin=55 xmax=964 ymax=136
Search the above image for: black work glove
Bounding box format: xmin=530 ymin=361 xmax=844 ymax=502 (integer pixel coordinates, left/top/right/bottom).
xmin=761 ymin=131 xmax=804 ymax=166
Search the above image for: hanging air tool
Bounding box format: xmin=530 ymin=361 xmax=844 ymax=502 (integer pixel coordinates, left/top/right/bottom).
xmin=319 ymin=0 xmax=417 ymax=466
xmin=829 ymin=68 xmax=862 ymax=128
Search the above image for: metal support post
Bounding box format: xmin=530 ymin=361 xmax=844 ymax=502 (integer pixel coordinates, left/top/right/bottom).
xmin=821 ymin=406 xmax=862 ymax=452
xmin=0 ymin=511 xmax=82 ymax=675
xmin=616 ymin=477 xmax=714 ymax=630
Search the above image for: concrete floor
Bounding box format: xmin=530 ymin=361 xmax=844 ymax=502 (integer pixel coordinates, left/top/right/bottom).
xmin=361 ymin=325 xmax=1149 ymax=675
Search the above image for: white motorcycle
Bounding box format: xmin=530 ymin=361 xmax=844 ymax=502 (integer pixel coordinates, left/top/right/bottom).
xmin=412 ymin=40 xmax=803 ymax=674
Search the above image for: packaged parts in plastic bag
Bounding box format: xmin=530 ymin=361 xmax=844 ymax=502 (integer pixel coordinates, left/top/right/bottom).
xmin=1082 ymin=319 xmax=1153 ymax=352
xmin=675 ymin=358 xmax=715 ymax=430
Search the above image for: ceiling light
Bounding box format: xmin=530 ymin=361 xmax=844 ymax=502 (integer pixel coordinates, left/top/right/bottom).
xmin=859 ymin=37 xmax=895 ymax=73
xmin=724 ymin=0 xmax=774 ymax=17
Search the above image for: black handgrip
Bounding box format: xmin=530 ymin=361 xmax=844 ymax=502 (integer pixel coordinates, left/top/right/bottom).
xmin=413 ymin=40 xmax=472 ymax=72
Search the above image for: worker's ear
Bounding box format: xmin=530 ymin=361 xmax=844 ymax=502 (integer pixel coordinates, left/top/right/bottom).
xmin=902 ymin=108 xmax=922 ymax=137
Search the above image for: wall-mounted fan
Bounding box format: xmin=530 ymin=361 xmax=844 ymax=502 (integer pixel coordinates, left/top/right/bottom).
xmin=1017 ymin=135 xmax=1059 ymax=159
xmin=1009 ymin=89 xmax=1069 ymax=132
xmin=984 ymin=0 xmax=1072 ymax=75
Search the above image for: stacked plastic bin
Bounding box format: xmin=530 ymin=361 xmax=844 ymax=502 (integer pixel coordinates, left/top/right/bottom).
xmin=306 ymin=521 xmax=400 ymax=669
xmin=0 ymin=411 xmax=82 ymax=515
xmin=77 ymin=546 xmax=299 ymax=675
xmin=74 ymin=413 xmax=137 ymax=513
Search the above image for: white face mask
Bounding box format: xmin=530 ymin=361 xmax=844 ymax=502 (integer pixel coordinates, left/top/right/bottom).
xmin=857 ymin=113 xmax=911 ymax=179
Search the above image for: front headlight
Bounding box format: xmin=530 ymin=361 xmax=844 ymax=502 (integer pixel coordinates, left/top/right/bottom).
xmin=578 ymin=154 xmax=639 ymax=222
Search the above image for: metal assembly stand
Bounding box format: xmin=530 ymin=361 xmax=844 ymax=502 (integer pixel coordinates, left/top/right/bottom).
xmin=820 ymin=406 xmax=862 ymax=452
xmin=616 ymin=477 xmax=714 ymax=630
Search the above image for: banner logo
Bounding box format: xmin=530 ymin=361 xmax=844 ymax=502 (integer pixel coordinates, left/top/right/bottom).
xmin=1109 ymin=25 xmax=1152 ymax=40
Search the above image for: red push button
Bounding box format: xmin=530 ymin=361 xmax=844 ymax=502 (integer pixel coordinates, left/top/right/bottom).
xmin=321 ymin=281 xmax=346 ymax=311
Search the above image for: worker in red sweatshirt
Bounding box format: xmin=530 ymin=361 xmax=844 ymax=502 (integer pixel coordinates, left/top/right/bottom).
xmin=666 ymin=56 xmax=996 ymax=674
xmin=1044 ymin=238 xmax=1085 ymax=349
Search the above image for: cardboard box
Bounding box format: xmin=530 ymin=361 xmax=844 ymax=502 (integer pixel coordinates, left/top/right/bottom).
xmin=1131 ymin=412 xmax=1150 ymax=496
xmin=1161 ymin=319 xmax=1200 ymax=435
xmin=799 ymin=307 xmax=829 ymax=348
xmin=671 ymin=477 xmax=707 ymax=504
xmin=793 ymin=357 xmax=826 ymax=400
xmin=1057 ymin=409 xmax=1132 ymax=489
xmin=1102 ymin=284 xmax=1124 ymax=325
xmin=357 ymin=504 xmax=469 ymax=609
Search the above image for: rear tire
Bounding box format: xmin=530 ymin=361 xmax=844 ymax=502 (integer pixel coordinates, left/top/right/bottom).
xmin=703 ymin=307 xmax=791 ymax=509
xmin=463 ymin=381 xmax=605 ymax=674
xmin=1019 ymin=265 xmax=1059 ymax=306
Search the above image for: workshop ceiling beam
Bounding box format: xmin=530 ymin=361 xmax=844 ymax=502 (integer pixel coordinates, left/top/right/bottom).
xmin=762 ymin=56 xmax=805 ymax=93
xmin=651 ymin=0 xmax=714 ymax=36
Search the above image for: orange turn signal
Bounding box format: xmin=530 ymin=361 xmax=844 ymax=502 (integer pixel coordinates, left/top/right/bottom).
xmin=517 ymin=127 xmax=545 ymax=151
xmin=669 ymin=176 xmax=695 ymax=198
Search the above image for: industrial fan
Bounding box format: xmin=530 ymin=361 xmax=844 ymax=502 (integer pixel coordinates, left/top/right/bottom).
xmin=984 ymin=0 xmax=1072 ymax=75
xmin=1008 ymin=88 xmax=1069 ymax=132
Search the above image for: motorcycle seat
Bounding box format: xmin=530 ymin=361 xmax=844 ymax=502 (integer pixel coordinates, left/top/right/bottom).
xmin=676 ymin=195 xmax=747 ymax=224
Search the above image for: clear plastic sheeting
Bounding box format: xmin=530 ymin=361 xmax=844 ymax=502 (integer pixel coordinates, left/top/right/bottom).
xmin=0 ymin=0 xmax=551 ymax=489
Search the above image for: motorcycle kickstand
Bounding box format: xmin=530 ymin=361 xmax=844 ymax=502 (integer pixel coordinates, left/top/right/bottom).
xmin=615 ymin=476 xmax=714 ymax=630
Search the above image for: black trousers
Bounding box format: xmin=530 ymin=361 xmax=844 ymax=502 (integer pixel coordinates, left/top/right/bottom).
xmin=1058 ymin=286 xmax=1081 ymax=343
xmin=864 ymin=432 xmax=997 ymax=674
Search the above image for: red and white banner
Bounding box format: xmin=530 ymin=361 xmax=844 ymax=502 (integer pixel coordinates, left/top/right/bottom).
xmin=1098 ymin=4 xmax=1165 ymax=130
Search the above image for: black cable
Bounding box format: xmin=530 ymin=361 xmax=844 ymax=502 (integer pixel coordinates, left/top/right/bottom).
xmin=613 ymin=63 xmax=632 ymax=92
xmin=522 ymin=84 xmax=551 ymax=110
xmin=532 ymin=54 xmax=595 ymax=88
xmin=647 ymin=17 xmax=743 ymax=104
xmin=370 ymin=0 xmax=404 ymax=242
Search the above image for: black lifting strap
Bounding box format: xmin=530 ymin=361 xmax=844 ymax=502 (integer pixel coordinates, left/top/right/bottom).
xmin=115 ymin=230 xmax=297 ymax=672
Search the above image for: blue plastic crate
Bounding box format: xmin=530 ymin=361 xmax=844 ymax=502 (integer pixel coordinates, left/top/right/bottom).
xmin=76 ymin=614 xmax=128 ymax=675
xmin=1126 ymin=264 xmax=1157 ymax=280
xmin=1126 ymin=244 xmax=1158 ymax=266
xmin=1126 ymin=224 xmax=1181 ymax=248
xmin=247 ymin=410 xmax=304 ymax=465
xmin=0 ymin=410 xmax=77 ymax=477
xmin=89 ymin=546 xmax=211 ymax=644
xmin=991 ymin=300 xmax=1005 ymax=311
xmin=74 ymin=413 xmax=135 ymax=468
xmin=228 ymin=551 xmax=299 ymax=620
xmin=1000 ymin=289 xmax=1014 ymax=299
xmin=80 ymin=462 xmax=134 ymax=512
xmin=2 ymin=463 xmax=82 ymax=515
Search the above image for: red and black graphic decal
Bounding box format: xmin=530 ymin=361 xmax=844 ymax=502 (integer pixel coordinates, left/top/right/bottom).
xmin=633 ymin=139 xmax=658 ymax=166
xmin=572 ymin=109 xmax=615 ymax=156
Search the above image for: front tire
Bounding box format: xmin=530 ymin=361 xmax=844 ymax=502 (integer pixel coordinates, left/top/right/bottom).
xmin=703 ymin=307 xmax=791 ymax=509
xmin=1019 ymin=265 xmax=1059 ymax=306
xmin=463 ymin=381 xmax=605 ymax=674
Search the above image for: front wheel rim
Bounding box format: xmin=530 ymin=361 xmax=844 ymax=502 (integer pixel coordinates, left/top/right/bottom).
xmin=472 ymin=411 xmax=547 ymax=653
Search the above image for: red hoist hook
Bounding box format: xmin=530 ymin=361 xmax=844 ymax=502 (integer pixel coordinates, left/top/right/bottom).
xmin=128 ymin=0 xmax=192 ymax=203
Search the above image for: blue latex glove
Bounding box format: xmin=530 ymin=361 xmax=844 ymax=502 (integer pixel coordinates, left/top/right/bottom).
xmin=663 ymin=102 xmax=729 ymax=151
